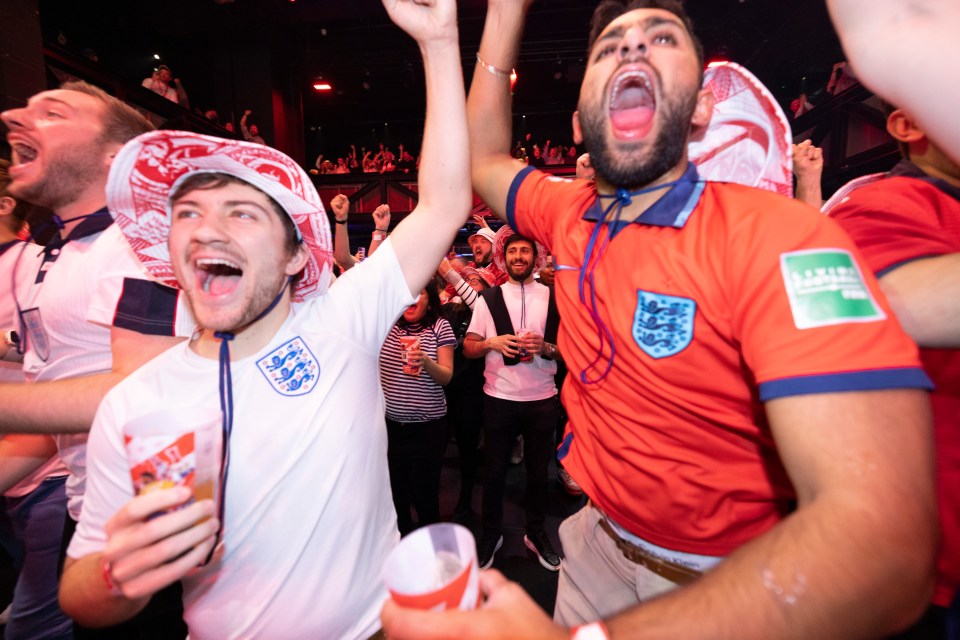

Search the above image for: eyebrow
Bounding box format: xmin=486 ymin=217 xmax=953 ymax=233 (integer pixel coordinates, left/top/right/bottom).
xmin=594 ymin=15 xmax=686 ymax=50
xmin=172 ymin=198 xmax=270 ymax=211
xmin=28 ymin=96 xmax=75 ymax=111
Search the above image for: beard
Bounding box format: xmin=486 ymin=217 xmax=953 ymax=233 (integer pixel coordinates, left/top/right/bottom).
xmin=508 ymin=260 xmax=534 ymax=282
xmin=473 ymin=249 xmax=491 ymax=267
xmin=10 ymin=140 xmax=108 ymax=211
xmin=578 ymin=83 xmax=698 ymax=190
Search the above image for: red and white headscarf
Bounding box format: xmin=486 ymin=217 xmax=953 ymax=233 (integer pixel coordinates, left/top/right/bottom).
xmin=106 ymin=130 xmax=334 ymax=302
xmin=688 ymin=62 xmax=794 ymax=198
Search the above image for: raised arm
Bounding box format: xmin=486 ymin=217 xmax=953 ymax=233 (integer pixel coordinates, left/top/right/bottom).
xmin=791 ymin=141 xmax=823 ymax=209
xmin=368 ymin=204 xmax=391 ymax=257
xmin=467 ymin=0 xmax=532 ymax=219
xmin=827 ymin=0 xmax=960 ymax=163
xmin=382 ymin=0 xmax=472 ymax=297
xmin=330 ymin=194 xmax=357 ymax=272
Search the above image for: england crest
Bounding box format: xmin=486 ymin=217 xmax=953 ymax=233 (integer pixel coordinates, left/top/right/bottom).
xmin=256 ymin=337 xmax=319 ymax=396
xmin=632 ymin=290 xmax=696 ymax=359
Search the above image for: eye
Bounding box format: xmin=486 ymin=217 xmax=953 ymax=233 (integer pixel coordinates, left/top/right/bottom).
xmin=594 ymin=44 xmax=616 ymax=61
xmin=45 ymin=111 xmax=63 ymax=119
xmin=229 ymin=208 xmax=257 ymax=220
xmin=652 ymin=31 xmax=677 ymax=46
xmin=173 ymin=207 xmax=199 ymax=220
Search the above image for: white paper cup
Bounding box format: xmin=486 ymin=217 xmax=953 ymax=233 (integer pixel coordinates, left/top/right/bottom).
xmin=122 ymin=407 xmax=222 ymax=512
xmin=383 ymin=523 xmax=481 ymax=611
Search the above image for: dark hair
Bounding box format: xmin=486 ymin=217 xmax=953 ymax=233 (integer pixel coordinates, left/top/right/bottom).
xmin=398 ymin=281 xmax=444 ymax=329
xmin=503 ymin=233 xmax=537 ymax=258
xmin=170 ymin=173 xmax=303 ymax=274
xmin=59 ymin=80 xmax=154 ymax=146
xmin=588 ymin=0 xmax=704 ymax=73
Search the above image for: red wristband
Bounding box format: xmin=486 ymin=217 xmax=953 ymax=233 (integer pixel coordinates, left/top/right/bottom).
xmin=101 ymin=558 xmax=124 ymax=598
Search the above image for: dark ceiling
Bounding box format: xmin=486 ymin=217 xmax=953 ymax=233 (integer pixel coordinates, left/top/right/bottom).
xmin=38 ymin=0 xmax=846 ymax=157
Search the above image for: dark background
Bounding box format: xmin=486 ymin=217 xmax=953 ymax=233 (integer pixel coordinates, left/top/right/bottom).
xmin=37 ymin=0 xmax=846 ymax=164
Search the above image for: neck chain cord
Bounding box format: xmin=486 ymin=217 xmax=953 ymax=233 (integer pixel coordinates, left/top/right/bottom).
xmin=203 ymin=277 xmax=290 ymax=564
xmin=9 ymin=210 xmax=112 ymax=356
xmin=577 ymin=180 xmax=688 ymax=385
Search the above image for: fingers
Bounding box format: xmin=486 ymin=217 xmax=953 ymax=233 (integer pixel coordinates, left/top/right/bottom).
xmin=114 ymin=525 xmax=218 ymax=600
xmin=104 ymin=491 xmax=219 ymax=600
xmin=478 ymin=568 xmax=510 ymax=596
xmin=105 ymin=486 xmax=193 ymax=534
xmin=105 ymin=497 xmax=215 ymax=565
xmin=382 ymin=598 xmax=480 ymax=640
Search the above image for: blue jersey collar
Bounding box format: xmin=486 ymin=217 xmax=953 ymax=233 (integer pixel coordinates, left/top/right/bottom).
xmin=582 ymin=163 xmax=706 ymax=231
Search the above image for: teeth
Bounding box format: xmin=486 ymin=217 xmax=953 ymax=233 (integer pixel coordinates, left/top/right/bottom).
xmin=611 ymin=71 xmax=653 ymax=102
xmin=12 ymin=143 xmax=37 ymax=164
xmin=196 ymin=258 xmax=240 ymax=270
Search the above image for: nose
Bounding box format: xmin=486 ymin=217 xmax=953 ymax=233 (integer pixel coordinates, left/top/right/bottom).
xmin=0 ymin=107 xmax=27 ymax=132
xmin=619 ymin=27 xmax=649 ymax=62
xmin=188 ymin=212 xmax=229 ymax=245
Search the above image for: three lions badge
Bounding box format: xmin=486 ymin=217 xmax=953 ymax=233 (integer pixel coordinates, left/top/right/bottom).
xmin=257 ymin=337 xmax=319 ymax=396
xmin=632 ymin=290 xmax=696 ymax=359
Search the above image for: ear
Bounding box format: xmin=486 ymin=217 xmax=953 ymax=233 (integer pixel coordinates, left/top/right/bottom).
xmin=571 ymin=111 xmax=583 ymax=145
xmin=886 ymin=109 xmax=925 ymax=145
xmin=690 ymin=87 xmax=715 ymax=130
xmin=0 ymin=196 xmax=15 ymax=218
xmin=285 ymin=243 xmax=310 ymax=277
xmin=103 ymin=141 xmax=123 ymax=169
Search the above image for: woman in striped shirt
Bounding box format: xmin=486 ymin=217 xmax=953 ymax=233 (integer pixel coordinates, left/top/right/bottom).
xmin=379 ymin=282 xmax=456 ymax=535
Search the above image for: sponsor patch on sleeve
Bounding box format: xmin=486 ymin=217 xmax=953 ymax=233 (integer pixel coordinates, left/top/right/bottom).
xmin=780 ymin=249 xmax=885 ymax=329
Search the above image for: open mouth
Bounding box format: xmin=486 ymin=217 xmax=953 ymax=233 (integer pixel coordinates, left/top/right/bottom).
xmin=195 ymin=258 xmax=243 ymax=296
xmin=609 ymin=70 xmax=656 ymax=137
xmin=9 ymin=142 xmax=39 ymax=177
xmin=11 ymin=142 xmax=38 ymax=165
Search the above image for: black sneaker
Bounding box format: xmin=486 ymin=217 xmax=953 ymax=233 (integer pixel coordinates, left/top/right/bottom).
xmin=477 ymin=533 xmax=503 ymax=569
xmin=524 ymin=530 xmax=561 ymax=571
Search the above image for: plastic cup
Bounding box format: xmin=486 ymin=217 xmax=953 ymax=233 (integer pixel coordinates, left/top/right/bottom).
xmin=516 ymin=328 xmax=534 ymax=363
xmin=399 ymin=335 xmax=422 ymax=375
xmin=383 ymin=523 xmax=481 ymax=611
xmin=122 ymin=407 xmax=222 ymax=513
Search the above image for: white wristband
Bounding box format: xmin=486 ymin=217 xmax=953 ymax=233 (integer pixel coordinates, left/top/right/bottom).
xmin=571 ymin=622 xmax=610 ymax=640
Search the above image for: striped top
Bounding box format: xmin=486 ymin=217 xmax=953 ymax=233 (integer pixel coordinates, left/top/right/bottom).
xmin=379 ymin=317 xmax=456 ymax=422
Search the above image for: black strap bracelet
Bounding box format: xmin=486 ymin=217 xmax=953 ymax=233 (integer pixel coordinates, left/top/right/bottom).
xmin=335 ymin=219 xmax=348 ymax=225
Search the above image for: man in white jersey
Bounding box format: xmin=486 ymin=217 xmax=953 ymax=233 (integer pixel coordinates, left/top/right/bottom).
xmin=1 ymin=80 xmax=193 ymax=638
xmin=59 ymin=0 xmax=470 ymax=637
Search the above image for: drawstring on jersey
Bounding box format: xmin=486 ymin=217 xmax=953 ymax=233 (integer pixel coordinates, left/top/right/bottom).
xmin=577 ymin=179 xmax=688 ymax=385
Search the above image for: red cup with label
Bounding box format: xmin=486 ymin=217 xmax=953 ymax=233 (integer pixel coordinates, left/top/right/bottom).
xmin=399 ymin=335 xmax=422 ymax=375
xmin=383 ymin=523 xmax=481 ymax=611
xmin=122 ymin=407 xmax=222 ymax=515
xmin=516 ymin=328 xmax=534 ymax=363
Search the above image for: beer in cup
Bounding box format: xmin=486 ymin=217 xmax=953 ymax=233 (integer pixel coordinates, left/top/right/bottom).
xmin=122 ymin=407 xmax=222 ymax=513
